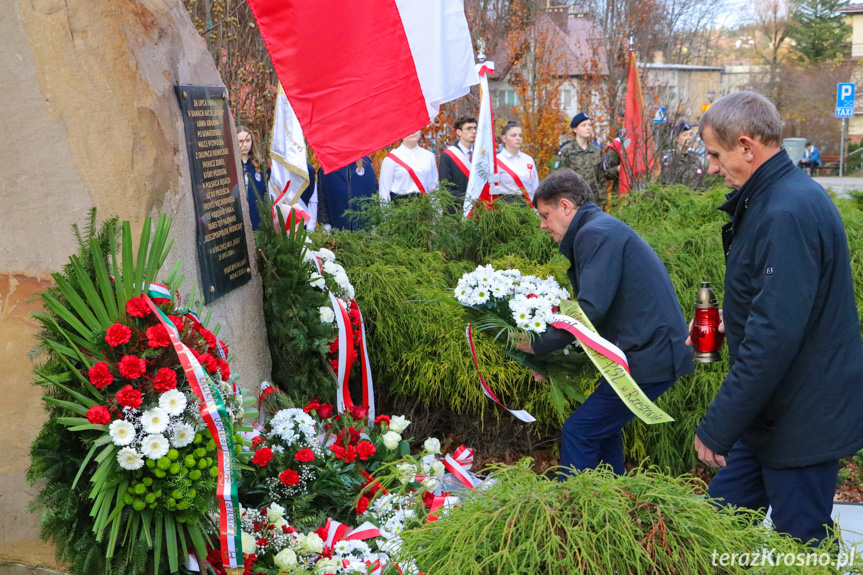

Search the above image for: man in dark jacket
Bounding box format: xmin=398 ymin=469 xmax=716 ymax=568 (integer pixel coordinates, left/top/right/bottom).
xmin=438 ymin=116 xmax=476 ymax=204
xmin=517 ymin=168 xmax=693 ymax=475
xmin=695 ymin=91 xmax=863 ymax=546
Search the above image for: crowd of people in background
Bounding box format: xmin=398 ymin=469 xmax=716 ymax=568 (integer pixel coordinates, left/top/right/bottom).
xmin=238 ymin=110 xmax=821 ymax=233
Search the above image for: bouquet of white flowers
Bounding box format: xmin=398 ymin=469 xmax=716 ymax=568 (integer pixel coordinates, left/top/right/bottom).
xmin=452 ymin=265 xmax=591 ymax=417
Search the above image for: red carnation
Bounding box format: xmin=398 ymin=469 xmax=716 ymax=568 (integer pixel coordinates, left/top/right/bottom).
xmin=251 ymin=435 xmax=265 ymax=448
xmin=295 ymin=448 xmax=315 ymax=463
xmin=252 ymin=447 xmax=274 ymax=467
xmin=327 ymin=339 xmax=339 ymax=354
xmin=356 ymin=440 xmax=376 ymax=461
xmin=374 ymin=415 xmax=391 ymax=426
xmin=198 ymin=352 xmax=219 ymax=374
xmin=217 ymin=339 xmax=229 ymax=356
xmin=317 ymin=403 xmax=334 ymax=419
xmin=341 ymin=445 xmax=357 ymax=463
xmin=168 ymin=315 xmax=185 ymax=332
xmin=329 ymin=358 xmax=339 ymax=374
xmin=218 ymin=358 xmax=231 ymax=381
xmin=279 ymin=468 xmax=300 ymax=486
xmin=153 ymin=368 xmax=178 ymax=392
xmin=152 ymin=297 xmax=172 ymax=306
xmin=118 ymin=355 xmax=147 ymax=379
xmin=303 ymin=398 xmax=321 ymax=414
xmin=125 ymin=296 xmax=151 ymax=318
xmin=355 ymin=495 xmax=369 ymax=515
xmin=199 ymin=329 xmax=218 ymax=351
xmin=145 ymin=324 xmax=171 ymax=348
xmin=348 ymin=405 xmax=369 ymax=421
xmin=116 ymin=384 xmax=143 ymax=409
xmin=105 ymin=323 xmax=132 ymax=347
xmin=88 ymin=362 xmax=114 ymax=389
xmin=86 ymin=405 xmax=112 ymax=425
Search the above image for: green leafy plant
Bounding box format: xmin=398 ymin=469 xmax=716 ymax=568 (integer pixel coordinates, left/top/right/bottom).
xmin=27 ymin=211 xmax=251 ymax=575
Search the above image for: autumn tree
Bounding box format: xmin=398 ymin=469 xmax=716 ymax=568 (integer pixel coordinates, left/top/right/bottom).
xmin=503 ymin=0 xmax=568 ymax=176
xmin=184 ymin=0 xmax=279 ymax=150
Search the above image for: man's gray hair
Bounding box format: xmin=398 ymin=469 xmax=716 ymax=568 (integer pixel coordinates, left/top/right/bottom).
xmin=699 ymin=91 xmax=782 ymax=150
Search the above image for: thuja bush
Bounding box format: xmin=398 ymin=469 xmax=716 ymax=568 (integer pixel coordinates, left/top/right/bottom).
xmin=397 ymin=461 xmax=861 ymax=575
xmin=255 ymin=203 xmax=336 ymax=401
xmin=317 ymin=187 xmax=863 ymax=472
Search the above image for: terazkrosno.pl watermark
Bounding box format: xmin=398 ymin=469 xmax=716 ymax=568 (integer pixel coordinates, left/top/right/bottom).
xmin=711 ymin=548 xmax=858 ymax=568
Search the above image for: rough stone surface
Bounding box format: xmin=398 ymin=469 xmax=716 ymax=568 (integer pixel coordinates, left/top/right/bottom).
xmin=0 ymin=0 xmax=271 ymax=568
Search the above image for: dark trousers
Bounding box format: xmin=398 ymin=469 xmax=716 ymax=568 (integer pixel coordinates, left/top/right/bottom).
xmin=560 ymin=377 xmax=675 ymax=476
xmin=708 ymin=441 xmax=839 ymax=546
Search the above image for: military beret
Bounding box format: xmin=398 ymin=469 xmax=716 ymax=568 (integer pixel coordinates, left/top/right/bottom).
xmin=570 ymin=112 xmax=590 ymax=129
xmin=673 ymin=120 xmax=693 ymax=138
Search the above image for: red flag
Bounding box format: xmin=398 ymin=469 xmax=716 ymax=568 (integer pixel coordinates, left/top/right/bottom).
xmin=245 ymin=0 xmax=478 ymax=173
xmin=619 ymin=50 xmax=656 ymax=195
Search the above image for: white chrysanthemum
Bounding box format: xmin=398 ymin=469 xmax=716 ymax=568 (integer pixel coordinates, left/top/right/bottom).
xmin=141 ymin=407 xmax=170 ymax=434
xmin=301 ymin=247 xmax=315 ymax=262
xmin=317 ymin=247 xmax=336 ymax=262
xmin=322 ymin=260 xmax=345 ymax=275
xmin=109 ymin=420 xmax=136 ymax=446
xmin=319 ymin=306 xmax=335 ymax=324
xmin=140 ymin=434 xmax=170 ymax=460
xmin=159 ymin=390 xmax=187 ymax=416
xmin=171 ymin=423 xmax=195 ymax=448
xmin=116 ymin=447 xmax=144 ymax=470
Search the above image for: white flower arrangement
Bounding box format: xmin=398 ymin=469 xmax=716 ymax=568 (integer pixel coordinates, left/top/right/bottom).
xmin=141 ymin=407 xmax=169 ymax=434
xmin=454 ymin=264 xmax=570 ymax=333
xmin=140 ymin=433 xmax=170 ymax=460
xmin=269 ymin=408 xmax=318 ymax=446
xmin=116 ymin=446 xmax=144 ymax=470
xmin=159 ymin=389 xmax=187 ymax=416
xmin=109 ymin=419 xmax=136 ymax=446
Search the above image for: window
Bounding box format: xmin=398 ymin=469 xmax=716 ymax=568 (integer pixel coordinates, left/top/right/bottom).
xmin=562 ymin=89 xmax=572 ymax=109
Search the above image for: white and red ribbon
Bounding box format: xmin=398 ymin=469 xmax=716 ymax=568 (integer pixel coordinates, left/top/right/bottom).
xmin=465 ymin=324 xmax=536 ymax=423
xmin=353 ymin=300 xmax=375 ymax=420
xmin=548 ymin=315 xmax=631 ymax=374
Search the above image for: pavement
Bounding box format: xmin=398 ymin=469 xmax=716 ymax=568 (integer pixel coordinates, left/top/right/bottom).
xmin=814 ymin=177 xmax=863 ymax=198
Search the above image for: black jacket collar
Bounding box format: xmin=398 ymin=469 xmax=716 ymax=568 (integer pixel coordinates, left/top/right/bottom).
xmin=718 ymin=148 xmax=794 ymax=229
xmin=560 ymin=202 xmax=600 ymax=261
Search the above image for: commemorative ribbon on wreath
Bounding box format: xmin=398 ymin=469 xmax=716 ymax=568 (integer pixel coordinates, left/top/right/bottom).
xmin=551 ymin=300 xmax=673 ymax=425
xmin=142 ymin=289 xmax=244 ymax=571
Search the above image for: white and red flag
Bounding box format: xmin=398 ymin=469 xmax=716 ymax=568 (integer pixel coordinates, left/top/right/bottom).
xmin=269 ymin=85 xmax=311 ymax=227
xmin=245 ymin=0 xmax=479 ymax=173
xmin=463 ymin=62 xmax=497 ymax=218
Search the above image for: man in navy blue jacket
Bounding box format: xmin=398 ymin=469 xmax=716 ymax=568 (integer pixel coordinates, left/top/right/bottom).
xmin=696 ymin=91 xmax=863 ymax=546
xmin=517 ymin=169 xmax=693 ymax=475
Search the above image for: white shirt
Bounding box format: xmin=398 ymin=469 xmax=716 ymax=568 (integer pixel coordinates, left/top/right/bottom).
xmin=495 ymin=149 xmax=539 ymax=201
xmin=379 ymin=144 xmax=439 ymax=203
xmin=305 ymin=183 xmax=318 ymax=231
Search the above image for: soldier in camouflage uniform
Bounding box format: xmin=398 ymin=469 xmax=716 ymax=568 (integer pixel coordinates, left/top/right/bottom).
xmin=661 ymin=120 xmax=705 ymax=190
xmin=557 ymin=112 xmax=607 ymax=207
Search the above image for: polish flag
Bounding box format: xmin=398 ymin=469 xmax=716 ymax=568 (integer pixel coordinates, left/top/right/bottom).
xmin=619 ymin=50 xmax=658 ymax=195
xmin=245 ymin=0 xmax=479 ymax=173
xmin=463 ymin=62 xmax=497 ymax=218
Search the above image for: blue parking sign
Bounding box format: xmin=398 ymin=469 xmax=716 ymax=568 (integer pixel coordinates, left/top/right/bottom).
xmin=836 ymin=83 xmax=855 ymax=118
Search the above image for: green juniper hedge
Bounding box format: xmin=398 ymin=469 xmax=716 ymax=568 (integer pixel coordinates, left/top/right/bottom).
xmin=262 ymin=186 xmax=863 ymax=474
xmin=396 ymin=461 xmax=862 ymax=575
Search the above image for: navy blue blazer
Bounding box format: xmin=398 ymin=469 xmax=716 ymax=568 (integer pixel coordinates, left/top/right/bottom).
xmin=534 ymin=203 xmax=693 ymax=385
xmin=696 ymin=149 xmax=863 ymax=467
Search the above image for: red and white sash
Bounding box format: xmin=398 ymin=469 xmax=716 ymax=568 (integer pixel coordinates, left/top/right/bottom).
xmin=442 ymin=147 xmax=471 ymax=179
xmin=496 ymin=158 xmax=534 ymax=208
xmin=387 ymin=151 xmax=427 ymax=195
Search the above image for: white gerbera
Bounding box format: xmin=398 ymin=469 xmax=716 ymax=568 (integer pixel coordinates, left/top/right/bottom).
xmin=141 ymin=434 xmax=170 ymax=460
xmin=319 ymin=306 xmax=335 ymax=324
xmin=116 ymin=447 xmax=144 ymax=470
xmin=109 ymin=420 xmax=136 ymax=446
xmin=171 ymin=423 xmax=195 ymax=448
xmin=141 ymin=407 xmax=170 ymax=434
xmin=159 ymin=389 xmax=187 ymax=416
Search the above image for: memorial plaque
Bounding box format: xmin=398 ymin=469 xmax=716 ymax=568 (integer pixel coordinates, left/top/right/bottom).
xmin=176 ymin=85 xmax=252 ymax=303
